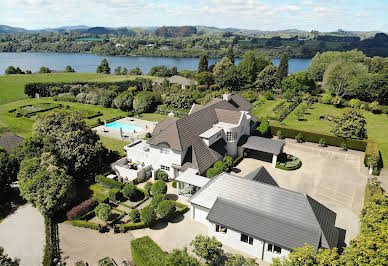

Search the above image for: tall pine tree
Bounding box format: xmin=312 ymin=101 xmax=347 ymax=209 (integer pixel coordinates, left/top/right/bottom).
xmin=275 ymin=53 xmax=288 ymax=92
xmin=198 ymin=55 xmax=208 ymax=73
xmin=96 ymin=59 xmax=111 ymax=74
xmin=226 ymin=45 xmax=235 ymax=64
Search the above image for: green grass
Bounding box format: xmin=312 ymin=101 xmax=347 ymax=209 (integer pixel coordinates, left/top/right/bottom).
xmin=99 ymin=136 xmax=129 ymax=156
xmin=0 ymin=97 xmax=128 ymax=138
xmin=137 ymin=112 xmax=167 ymax=122
xmin=0 ymin=73 xmax=157 ymax=105
xmin=279 ymin=103 xmax=388 ymax=167
xmin=253 ymin=99 xmax=284 ymax=119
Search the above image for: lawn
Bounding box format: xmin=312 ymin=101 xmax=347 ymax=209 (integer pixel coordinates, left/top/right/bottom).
xmin=252 ymin=98 xmax=285 ymax=120
xmin=99 ymin=136 xmax=129 ymax=156
xmin=279 ymin=103 xmax=388 ymax=167
xmin=0 ymin=73 xmax=157 ymax=105
xmin=137 ymin=112 xmax=167 ymax=122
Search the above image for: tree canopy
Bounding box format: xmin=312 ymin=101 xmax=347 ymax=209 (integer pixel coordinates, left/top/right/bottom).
xmin=198 ymin=55 xmax=209 ymax=73
xmin=331 ymin=109 xmax=367 ymax=139
xmin=96 ymin=58 xmax=110 ymax=74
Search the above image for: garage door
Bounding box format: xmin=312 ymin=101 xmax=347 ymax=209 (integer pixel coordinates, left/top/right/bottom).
xmin=193 ymin=205 xmax=209 ymax=225
xmin=246 ymin=149 xmax=272 ymax=163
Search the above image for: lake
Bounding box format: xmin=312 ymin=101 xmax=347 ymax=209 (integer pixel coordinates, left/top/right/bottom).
xmin=0 ymin=52 xmax=311 ymax=75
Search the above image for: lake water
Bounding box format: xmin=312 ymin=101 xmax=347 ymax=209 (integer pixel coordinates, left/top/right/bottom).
xmin=0 ymin=52 xmax=311 ymax=75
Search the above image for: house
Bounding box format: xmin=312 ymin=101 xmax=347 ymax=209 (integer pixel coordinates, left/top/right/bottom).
xmin=113 ymin=92 xmax=284 ymax=183
xmin=0 ymin=133 xmax=24 ymax=153
xmin=155 ymin=75 xmax=197 ymax=89
xmin=188 ymin=167 xmax=339 ymax=263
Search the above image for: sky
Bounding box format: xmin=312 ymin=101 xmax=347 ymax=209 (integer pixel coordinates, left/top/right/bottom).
xmin=1 ymin=0 xmax=388 ymax=32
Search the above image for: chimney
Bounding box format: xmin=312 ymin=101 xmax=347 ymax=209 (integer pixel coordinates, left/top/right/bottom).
xmin=223 ymin=91 xmax=232 ymax=101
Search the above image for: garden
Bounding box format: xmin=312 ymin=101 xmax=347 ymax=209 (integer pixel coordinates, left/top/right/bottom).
xmin=276 ymin=153 xmax=302 ymax=170
xmin=66 ymin=174 xmax=188 ymax=234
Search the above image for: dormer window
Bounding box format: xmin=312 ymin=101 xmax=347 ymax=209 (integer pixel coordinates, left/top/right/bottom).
xmin=226 ymin=132 xmax=237 ymax=142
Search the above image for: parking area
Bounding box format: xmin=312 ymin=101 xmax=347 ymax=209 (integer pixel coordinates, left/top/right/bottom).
xmin=233 ymin=139 xmax=368 ymax=245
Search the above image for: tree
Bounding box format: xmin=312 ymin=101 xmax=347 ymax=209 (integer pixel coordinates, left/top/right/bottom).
xmin=0 ymin=246 xmax=20 ymax=266
xmin=150 ymin=194 xmax=167 ymax=208
xmin=133 ymin=91 xmax=160 ymax=113
xmin=198 ymin=55 xmax=208 ymax=72
xmin=114 ymin=66 xmax=122 ymax=75
xmin=254 ymin=65 xmax=277 ymax=92
xmin=0 ymin=149 xmax=18 ymax=203
xmin=5 ymin=66 xmax=23 ymax=75
xmin=237 ymin=51 xmax=259 ymax=84
xmin=18 ymin=160 xmax=76 ymax=215
xmin=94 ymin=203 xmax=112 ymax=221
xmin=65 ymin=65 xmax=75 ymax=72
xmin=129 ymin=209 xmax=140 ymax=223
xmin=140 ymin=205 xmax=156 ymax=226
xmin=213 ymin=57 xmax=233 ymax=79
xmin=151 ymin=180 xmax=167 ymax=196
xmin=113 ymin=91 xmax=134 ymax=111
xmin=217 ymin=66 xmax=241 ymax=91
xmin=226 ymin=45 xmax=235 ymax=64
xmin=196 ymin=71 xmax=214 ymax=86
xmin=148 ymin=65 xmax=171 ymax=77
xmin=157 ymin=200 xmax=176 ymax=219
xmin=282 ymin=71 xmax=316 ymax=95
xmin=166 ymin=248 xmax=201 ymax=266
xmin=122 ymin=67 xmax=128 ymax=75
xmin=39 ymin=66 xmax=51 ymax=74
xmin=32 ymin=112 xmax=107 ymax=178
xmin=226 ymin=254 xmax=259 ymax=266
xmin=157 ymin=170 xmax=169 ymax=181
xmin=128 ymin=67 xmax=142 ymax=75
xmin=96 ymin=59 xmax=110 ymax=74
xmin=331 ymin=110 xmax=367 ymax=139
xmin=122 ymin=184 xmax=136 ymax=200
xmin=191 ymin=235 xmax=224 ymax=265
xmin=275 ymin=53 xmax=288 ymax=91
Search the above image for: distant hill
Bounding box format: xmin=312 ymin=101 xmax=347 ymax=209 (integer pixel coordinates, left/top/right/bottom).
xmin=0 ymin=25 xmax=29 ymax=33
xmin=154 ymin=26 xmax=197 ymax=37
xmin=38 ymin=25 xmax=90 ymax=32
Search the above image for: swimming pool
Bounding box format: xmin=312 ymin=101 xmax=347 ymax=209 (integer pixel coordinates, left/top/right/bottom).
xmin=105 ymin=121 xmax=143 ymax=132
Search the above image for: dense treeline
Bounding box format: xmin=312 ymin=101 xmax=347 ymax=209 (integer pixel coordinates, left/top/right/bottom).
xmin=1 ymin=29 xmax=387 ymax=58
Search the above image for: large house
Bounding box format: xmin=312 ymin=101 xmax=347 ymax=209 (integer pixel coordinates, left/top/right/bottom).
xmin=112 ymin=92 xmax=285 ymax=182
xmin=188 ymin=167 xmax=339 ymax=263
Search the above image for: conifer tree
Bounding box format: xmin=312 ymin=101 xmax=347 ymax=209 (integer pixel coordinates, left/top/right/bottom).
xmin=198 ymin=55 xmax=208 ymax=73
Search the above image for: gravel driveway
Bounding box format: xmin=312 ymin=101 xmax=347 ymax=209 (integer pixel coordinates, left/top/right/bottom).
xmin=0 ymin=204 xmax=45 ymax=266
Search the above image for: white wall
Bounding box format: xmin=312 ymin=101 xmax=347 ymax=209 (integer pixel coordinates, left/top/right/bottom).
xmin=263 ymin=242 xmax=290 ymax=262
xmin=192 ymin=204 xmax=210 ymax=225
xmin=208 ymin=222 xmax=263 ymax=259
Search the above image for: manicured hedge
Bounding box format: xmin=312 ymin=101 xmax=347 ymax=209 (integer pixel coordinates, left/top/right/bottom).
xmin=170 ymin=201 xmax=189 ymax=218
xmin=71 ymin=220 xmax=106 ymax=231
xmin=269 ymin=125 xmax=368 ymax=151
xmin=233 ymin=156 xmax=243 ymax=166
xmin=364 ymin=141 xmax=382 ymax=169
xmin=95 ymin=175 xmax=124 ymax=189
xmin=131 ymin=236 xmax=168 ymax=266
xmin=24 ymin=80 xmax=141 ymax=97
xmin=66 ymin=198 xmax=98 ymax=221
xmin=116 ymin=222 xmax=146 ymax=232
xmin=42 ymin=216 xmax=55 ymax=266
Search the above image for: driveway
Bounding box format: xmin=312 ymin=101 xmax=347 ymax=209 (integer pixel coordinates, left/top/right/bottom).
xmin=234 ymin=139 xmax=368 ymax=245
xmin=0 ymin=204 xmax=45 ymax=266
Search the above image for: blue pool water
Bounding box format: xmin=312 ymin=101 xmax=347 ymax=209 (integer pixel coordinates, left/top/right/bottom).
xmin=105 ymin=122 xmax=143 ymax=132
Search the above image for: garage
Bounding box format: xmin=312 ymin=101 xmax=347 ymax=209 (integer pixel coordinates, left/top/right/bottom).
xmin=246 ymin=149 xmax=273 ymax=163
xmin=192 ymin=204 xmax=210 ymax=225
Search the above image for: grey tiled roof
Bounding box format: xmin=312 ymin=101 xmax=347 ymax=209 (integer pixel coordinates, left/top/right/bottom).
xmin=207 ymin=197 xmax=322 ymax=251
xmin=243 ymin=166 xmax=279 ymax=187
xmin=238 ymin=135 xmax=285 ymax=155
xmin=189 ymin=172 xmax=338 ymax=249
xmin=0 ymin=133 xmax=24 ymax=153
xmin=215 ymin=109 xmax=242 ymax=124
xmin=230 ymin=94 xmax=254 ymax=111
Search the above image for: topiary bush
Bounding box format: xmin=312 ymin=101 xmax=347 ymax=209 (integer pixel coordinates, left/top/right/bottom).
xmin=349 ymin=98 xmax=361 ymax=109
xmin=157 ymin=200 xmax=176 ymax=220
xmin=151 ymin=180 xmax=167 ymax=196
xmin=144 ymin=182 xmax=152 ymax=197
xmin=94 ymin=203 xmax=112 ymax=222
xmin=109 ymin=188 xmax=120 ymax=202
xmin=150 ymin=194 xmax=167 ymax=209
xmin=172 ymin=180 xmax=177 ymax=188
xmin=140 ymin=206 xmax=157 ymax=227
xmin=122 ymin=184 xmax=137 ymax=200
xmin=157 ymin=170 xmax=169 ymax=182
xmin=129 ymin=209 xmax=141 ymax=223
xmin=66 ymin=198 xmax=98 ymax=221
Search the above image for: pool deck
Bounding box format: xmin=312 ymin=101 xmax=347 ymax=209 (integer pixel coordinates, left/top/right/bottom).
xmin=93 ymin=117 xmax=156 ymax=142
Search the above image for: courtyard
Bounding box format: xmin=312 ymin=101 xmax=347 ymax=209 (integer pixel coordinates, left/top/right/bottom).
xmin=233 ymin=138 xmax=368 ymax=245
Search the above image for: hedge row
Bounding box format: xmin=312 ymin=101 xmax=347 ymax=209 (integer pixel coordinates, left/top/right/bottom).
xmin=270 ymin=124 xmax=368 ymax=151
xmin=89 ymin=115 xmax=123 ymax=128
xmin=233 ymin=156 xmax=243 ymax=166
xmin=131 ymin=236 xmax=168 ymax=266
xmin=95 ymin=175 xmax=124 ymax=189
xmin=278 ymin=100 xmax=301 ymax=122
xmin=170 ymin=201 xmax=189 ymax=218
xmin=276 ymin=161 xmax=302 ymax=171
xmin=66 ymin=198 xmax=98 ymax=221
xmin=115 ymin=222 xmax=147 ymax=232
xmin=42 ymin=216 xmax=55 ymax=266
xmin=71 ymin=220 xmax=106 ymax=231
xmin=24 ymin=80 xmax=141 ymax=97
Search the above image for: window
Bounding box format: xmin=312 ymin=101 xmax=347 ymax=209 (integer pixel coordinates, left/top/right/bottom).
xmin=160 ymin=148 xmax=170 ymax=154
xmin=160 ymin=165 xmax=170 ymax=171
xmin=268 ymin=243 xmax=281 ymax=254
xmin=226 ymin=132 xmax=237 ymax=142
xmin=240 ymin=234 xmax=253 ymax=245
xmin=215 ymin=224 xmax=227 ymax=234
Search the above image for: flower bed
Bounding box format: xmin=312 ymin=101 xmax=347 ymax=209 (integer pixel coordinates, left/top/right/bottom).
xmin=276 ymin=154 xmax=302 ymax=170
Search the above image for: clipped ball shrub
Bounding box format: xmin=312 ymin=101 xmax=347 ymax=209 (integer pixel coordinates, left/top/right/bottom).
xmin=129 ymin=209 xmax=141 ymax=223
xmin=144 ymin=182 xmax=152 ymax=197
xmin=157 ymin=170 xmax=169 ymax=182
xmin=151 ymin=194 xmax=167 ymax=209
xmin=94 ymin=203 xmax=112 ymax=222
xmin=109 ymin=188 xmax=121 ymax=202
xmin=122 ymin=184 xmax=137 ymax=200
xmin=140 ymin=205 xmax=157 ymax=226
xmin=172 ymin=181 xmax=177 ymax=188
xmin=151 ymin=180 xmax=167 ymax=196
xmin=349 ymin=99 xmax=361 ymax=109
xmin=157 ymin=200 xmax=176 ymax=219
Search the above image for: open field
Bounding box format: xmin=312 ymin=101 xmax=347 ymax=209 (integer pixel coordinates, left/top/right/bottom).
xmin=0 ymin=73 xmax=157 ymax=105
xmin=278 ymin=103 xmax=388 ymax=167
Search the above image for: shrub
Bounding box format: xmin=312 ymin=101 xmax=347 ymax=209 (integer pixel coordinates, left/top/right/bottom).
xmin=129 ymin=209 xmax=141 ymax=223
xmin=296 ymin=133 xmax=304 ymax=143
xmin=169 ymin=201 xmax=189 ymax=219
xmin=116 ymin=222 xmax=146 ymax=232
xmin=157 ymin=200 xmax=176 ymax=219
xmin=320 ymin=94 xmax=333 ymax=104
xmin=264 ymin=91 xmax=274 ymax=100
xmin=277 ymin=130 xmax=283 ymax=139
xmin=364 ymin=142 xmax=381 ymax=170
xmin=140 ymin=206 xmax=157 ymax=226
xmin=66 ymin=198 xmax=98 ymax=220
xmin=233 ymin=156 xmax=243 ymax=166
xmin=157 ymin=170 xmax=169 ymax=182
xmin=206 ymin=168 xmax=219 ymax=178
xmin=109 ymin=188 xmax=120 ymax=202
xmin=95 ymin=175 xmax=123 ymax=189
xmin=191 ymin=235 xmax=224 ymax=265
xmin=122 ymin=184 xmax=136 ymax=200
xmin=150 ymin=194 xmax=167 ymax=209
xmin=144 ymin=182 xmax=152 ymax=197
xmin=71 ymin=220 xmax=104 ymax=231
xmin=319 ymin=138 xmax=326 ymax=147
xmin=213 ymin=161 xmax=225 ymax=172
xmin=223 ymin=156 xmax=233 ymax=171
xmin=369 ymin=101 xmax=381 ymax=113
xmin=151 ymin=180 xmax=167 ymax=196
xmin=257 ymin=118 xmax=269 ymax=136
xmin=94 ymin=203 xmax=112 ymax=222
xmin=349 ymin=98 xmax=361 ymax=108
xmin=172 ymin=180 xmax=177 ymax=188
xmin=131 ymin=236 xmax=167 ymax=266
xmin=341 ymin=142 xmax=348 ymax=151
